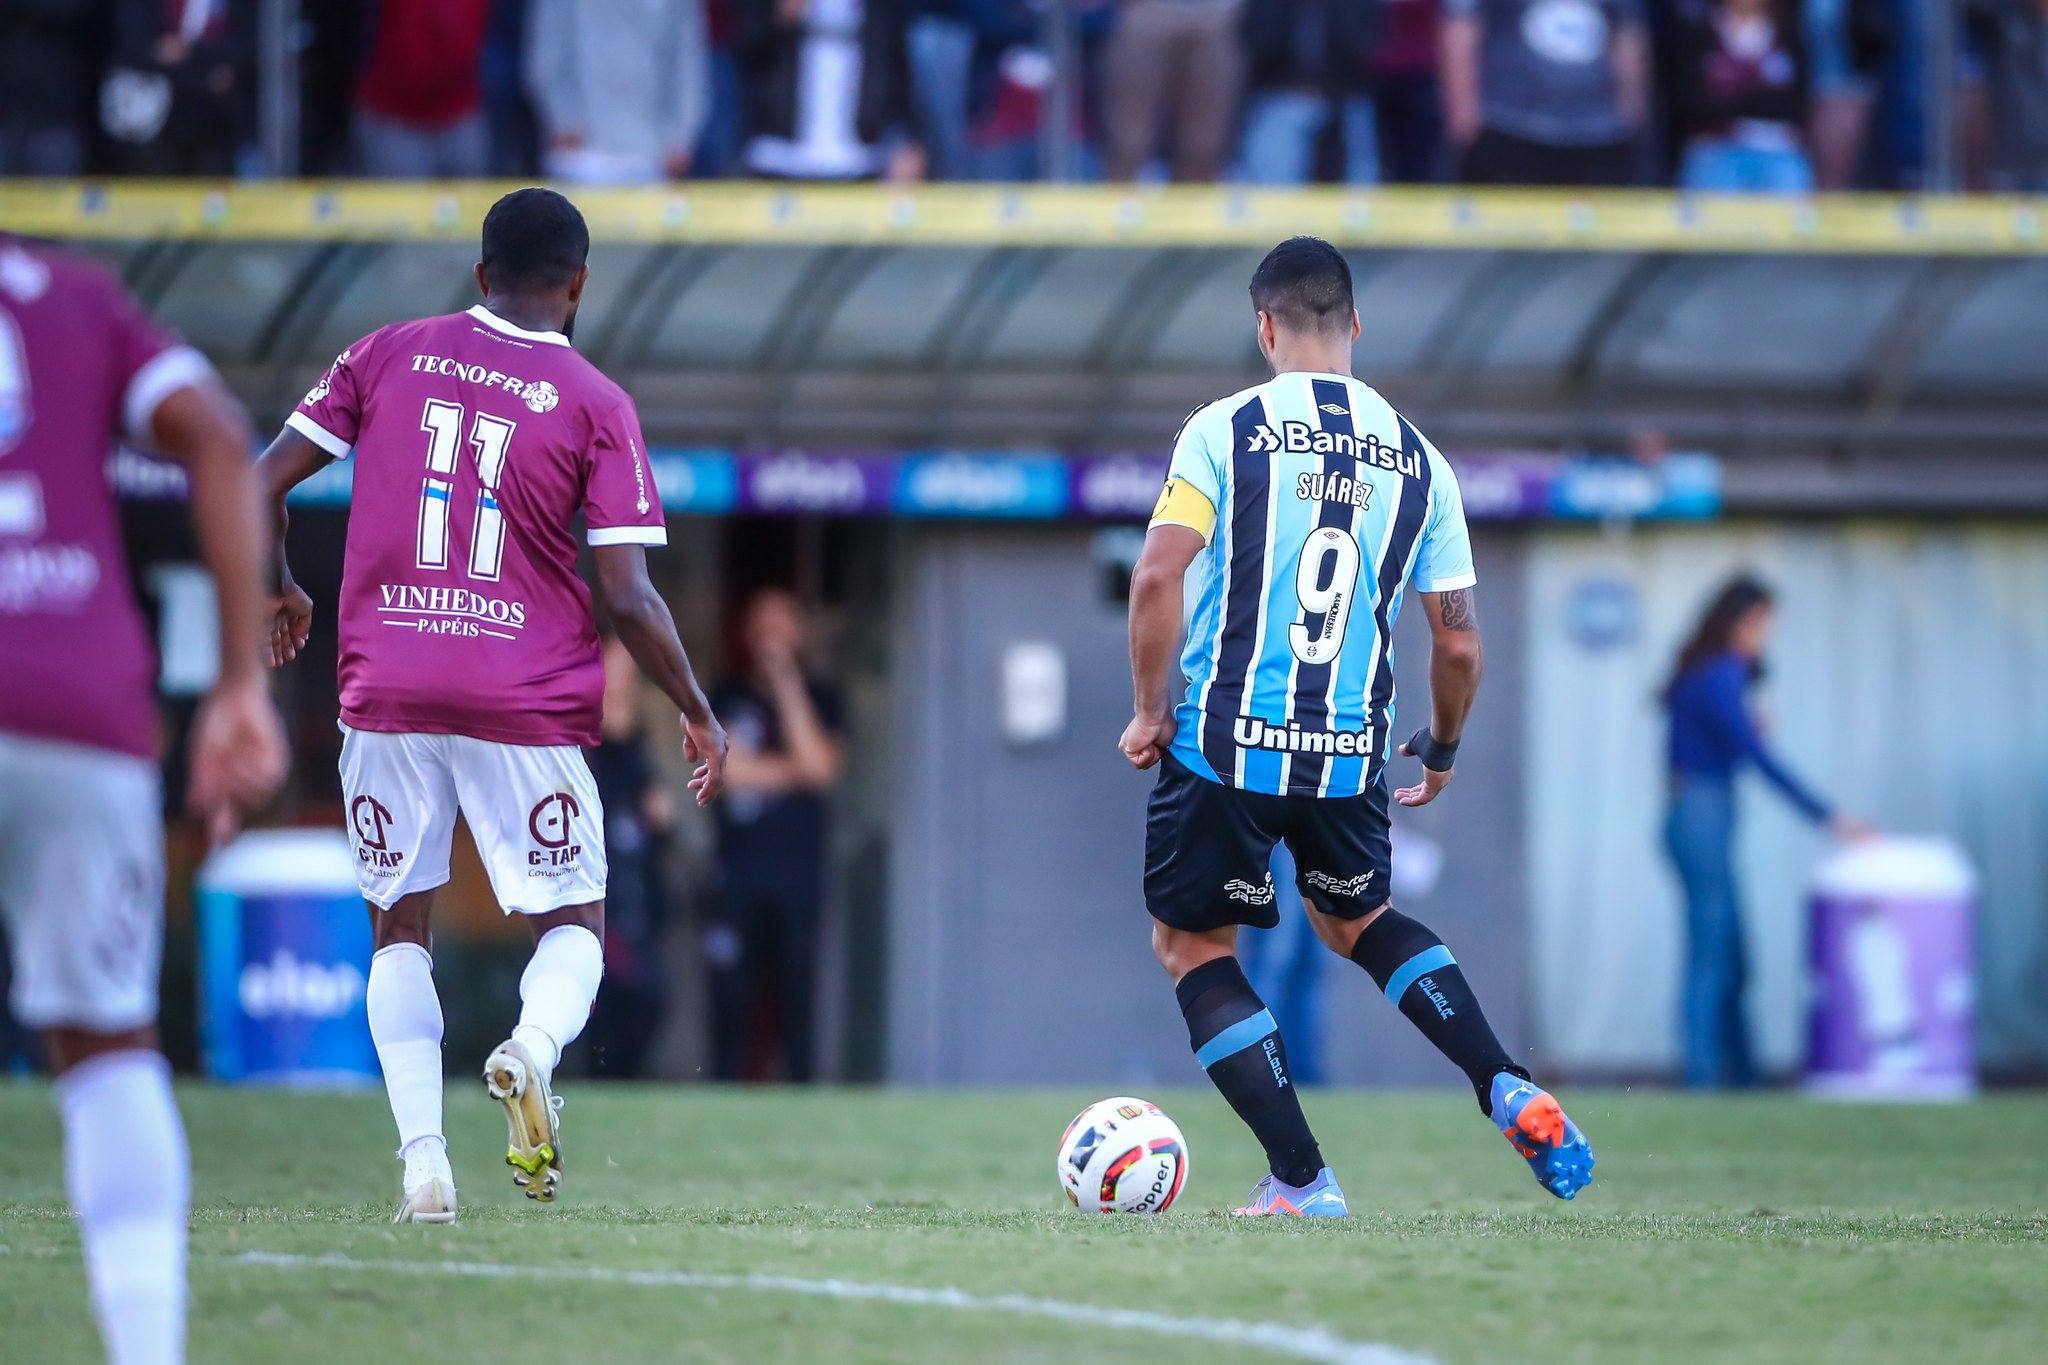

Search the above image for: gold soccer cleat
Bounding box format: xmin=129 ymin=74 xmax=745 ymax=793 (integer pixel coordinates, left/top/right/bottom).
xmin=482 ymin=1038 xmax=563 ymax=1202
xmin=394 ymin=1177 xmax=458 ymax=1224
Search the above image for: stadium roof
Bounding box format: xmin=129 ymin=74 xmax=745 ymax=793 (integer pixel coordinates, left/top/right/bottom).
xmin=9 ymin=183 xmax=2046 ymax=511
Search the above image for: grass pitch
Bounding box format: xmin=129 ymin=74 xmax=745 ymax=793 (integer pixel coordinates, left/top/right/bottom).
xmin=1 ymin=1083 xmax=2041 ymax=1364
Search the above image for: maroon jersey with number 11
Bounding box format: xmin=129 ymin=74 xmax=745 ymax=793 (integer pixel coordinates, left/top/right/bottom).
xmin=288 ymin=304 xmax=666 ymax=749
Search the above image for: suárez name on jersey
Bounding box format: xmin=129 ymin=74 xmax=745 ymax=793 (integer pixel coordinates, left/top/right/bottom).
xmin=1253 ymin=420 xmax=1422 ymax=478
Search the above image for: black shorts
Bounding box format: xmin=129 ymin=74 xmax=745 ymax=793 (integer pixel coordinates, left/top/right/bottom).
xmin=1144 ymin=753 xmax=1393 ymax=932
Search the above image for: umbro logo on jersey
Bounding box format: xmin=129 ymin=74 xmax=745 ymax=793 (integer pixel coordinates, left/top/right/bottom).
xmin=1318 ymin=403 xmax=1347 ymax=415
xmin=1225 ymin=877 xmax=1276 ymax=906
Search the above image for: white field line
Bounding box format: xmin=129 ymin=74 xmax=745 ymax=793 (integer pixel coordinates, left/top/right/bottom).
xmin=225 ymin=1251 xmax=1435 ymax=1365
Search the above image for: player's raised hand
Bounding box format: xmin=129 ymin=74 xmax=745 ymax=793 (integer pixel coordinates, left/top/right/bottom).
xmin=266 ymin=583 xmax=315 ymax=665
xmin=684 ymin=713 xmax=728 ymax=806
xmin=1119 ymin=711 xmax=1176 ymax=771
xmin=1394 ymin=735 xmax=1455 ymax=807
xmin=187 ymin=672 xmax=289 ymax=846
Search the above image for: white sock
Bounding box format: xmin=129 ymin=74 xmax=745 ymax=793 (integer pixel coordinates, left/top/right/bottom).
xmin=366 ymin=943 xmax=445 ymax=1172
xmin=54 ymin=1050 xmax=189 ymax=1365
xmin=400 ymin=1135 xmax=453 ymax=1192
xmin=511 ymin=924 xmax=604 ymax=1082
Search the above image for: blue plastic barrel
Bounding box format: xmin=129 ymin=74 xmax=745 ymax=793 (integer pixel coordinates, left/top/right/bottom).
xmin=196 ymin=829 xmax=376 ymax=1086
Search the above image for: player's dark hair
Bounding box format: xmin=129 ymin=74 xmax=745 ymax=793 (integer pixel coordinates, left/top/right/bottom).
xmin=1249 ymin=237 xmax=1354 ymax=334
xmin=1666 ymin=575 xmax=1773 ymax=699
xmin=480 ymin=188 xmax=589 ymax=294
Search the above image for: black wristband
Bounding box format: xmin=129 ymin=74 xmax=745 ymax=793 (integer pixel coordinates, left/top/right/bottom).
xmin=1406 ymin=727 xmax=1459 ymax=772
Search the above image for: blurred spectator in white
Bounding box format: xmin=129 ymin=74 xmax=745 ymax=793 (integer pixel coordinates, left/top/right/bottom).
xmin=1101 ymin=0 xmax=1245 ymax=181
xmin=1965 ymin=0 xmax=2048 ymax=191
xmin=0 ymin=0 xmax=94 ymax=174
xmin=1674 ymin=0 xmax=1812 ymax=191
xmin=101 ymin=0 xmax=255 ymax=175
xmin=1373 ymin=0 xmax=1450 ymax=178
xmin=1237 ymin=0 xmax=1385 ymax=183
xmin=528 ymin=0 xmax=711 ymax=182
xmin=741 ymin=0 xmax=926 ymax=180
xmin=353 ymin=0 xmax=493 ymax=177
xmin=1441 ymin=0 xmax=1649 ymax=184
xmin=707 ymin=590 xmax=843 ymax=1083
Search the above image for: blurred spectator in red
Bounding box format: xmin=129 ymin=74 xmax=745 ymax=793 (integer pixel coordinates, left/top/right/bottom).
xmin=740 ymin=0 xmax=926 ymax=180
xmin=1373 ymin=0 xmax=1450 ymax=179
xmin=1101 ymin=0 xmax=1245 ymax=181
xmin=1966 ymin=0 xmax=2048 ymax=190
xmin=1673 ymin=0 xmax=1812 ymax=190
xmin=707 ymin=589 xmax=843 ymax=1083
xmin=1441 ymin=0 xmax=1649 ymax=184
xmin=101 ymin=0 xmax=256 ymax=175
xmin=527 ymin=0 xmax=711 ymax=182
xmin=354 ymin=0 xmax=493 ymax=177
xmin=0 ymin=0 xmax=94 ymax=174
xmin=1236 ymin=0 xmax=1386 ymax=183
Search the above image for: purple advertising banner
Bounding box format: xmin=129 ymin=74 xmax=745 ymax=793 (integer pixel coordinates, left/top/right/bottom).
xmin=1071 ymin=454 xmax=1170 ymax=519
xmin=738 ymin=450 xmax=895 ymax=514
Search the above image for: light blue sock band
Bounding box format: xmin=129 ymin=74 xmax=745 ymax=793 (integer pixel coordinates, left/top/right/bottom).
xmin=1383 ymin=944 xmax=1457 ymax=1004
xmin=1193 ymin=1008 xmax=1279 ymax=1070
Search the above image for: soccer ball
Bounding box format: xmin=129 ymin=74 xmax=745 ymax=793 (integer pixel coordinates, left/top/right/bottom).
xmin=1056 ymin=1097 xmax=1189 ymax=1213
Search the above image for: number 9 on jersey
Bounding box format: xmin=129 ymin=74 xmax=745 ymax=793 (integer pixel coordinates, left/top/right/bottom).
xmin=1288 ymin=525 xmax=1362 ymax=665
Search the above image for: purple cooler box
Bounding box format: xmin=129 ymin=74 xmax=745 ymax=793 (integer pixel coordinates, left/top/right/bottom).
xmin=1806 ymin=838 xmax=1976 ymax=1101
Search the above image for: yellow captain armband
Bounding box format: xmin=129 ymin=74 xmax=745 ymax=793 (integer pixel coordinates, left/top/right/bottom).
xmin=1149 ymin=478 xmax=1217 ymax=544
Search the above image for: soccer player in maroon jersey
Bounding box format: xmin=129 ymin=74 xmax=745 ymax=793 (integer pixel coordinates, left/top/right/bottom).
xmin=0 ymin=235 xmax=287 ymax=1364
xmin=255 ymin=189 xmax=727 ymax=1220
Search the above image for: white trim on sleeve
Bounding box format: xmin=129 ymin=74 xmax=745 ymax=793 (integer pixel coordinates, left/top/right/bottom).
xmin=1414 ymin=571 xmax=1478 ymax=593
xmin=122 ymin=345 xmax=215 ymax=441
xmin=587 ymin=525 xmax=668 ymax=547
xmin=285 ymin=410 xmax=353 ymax=458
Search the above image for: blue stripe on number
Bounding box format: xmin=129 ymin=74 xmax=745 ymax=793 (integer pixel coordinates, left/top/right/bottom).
xmin=1383 ymin=945 xmax=1456 ymax=1004
xmin=1194 ymin=1008 xmax=1278 ymax=1070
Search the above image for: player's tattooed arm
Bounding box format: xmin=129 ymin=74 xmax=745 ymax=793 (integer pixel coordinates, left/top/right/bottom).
xmin=1436 ymin=587 xmax=1477 ymax=631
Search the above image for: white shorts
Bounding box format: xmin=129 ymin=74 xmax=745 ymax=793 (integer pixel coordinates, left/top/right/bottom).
xmin=339 ymin=726 xmax=607 ymax=914
xmin=0 ymin=732 xmax=165 ymax=1031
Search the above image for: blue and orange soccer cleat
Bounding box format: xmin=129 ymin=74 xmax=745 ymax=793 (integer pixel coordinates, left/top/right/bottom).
xmin=1232 ymin=1168 xmax=1350 ymax=1217
xmin=1490 ymin=1073 xmax=1595 ymax=1200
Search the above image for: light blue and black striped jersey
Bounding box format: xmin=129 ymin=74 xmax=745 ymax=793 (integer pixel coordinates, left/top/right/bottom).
xmin=1153 ymin=371 xmax=1475 ymax=799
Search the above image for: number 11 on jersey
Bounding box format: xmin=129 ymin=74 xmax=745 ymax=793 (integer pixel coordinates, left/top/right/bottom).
xmin=416 ymin=398 xmax=516 ymax=581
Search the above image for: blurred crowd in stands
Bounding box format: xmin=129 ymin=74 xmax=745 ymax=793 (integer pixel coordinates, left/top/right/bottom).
xmin=3 ymin=0 xmax=2045 ymax=192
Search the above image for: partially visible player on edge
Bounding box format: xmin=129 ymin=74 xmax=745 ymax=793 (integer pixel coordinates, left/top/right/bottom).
xmin=255 ymin=188 xmax=727 ymax=1222
xmin=1120 ymin=237 xmax=1594 ymax=1216
xmin=0 ymin=235 xmax=287 ymax=1363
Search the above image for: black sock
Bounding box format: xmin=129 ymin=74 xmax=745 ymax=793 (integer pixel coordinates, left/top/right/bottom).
xmin=1348 ymin=909 xmax=1530 ymax=1113
xmin=1175 ymin=957 xmax=1323 ymax=1186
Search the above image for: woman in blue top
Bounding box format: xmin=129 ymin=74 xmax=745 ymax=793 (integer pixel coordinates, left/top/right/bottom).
xmin=1663 ymin=577 xmax=1866 ymax=1087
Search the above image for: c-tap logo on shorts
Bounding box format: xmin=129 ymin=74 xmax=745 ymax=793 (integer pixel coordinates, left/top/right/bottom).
xmin=528 ymin=792 xmax=583 ymax=872
xmin=350 ymin=795 xmax=403 ymax=871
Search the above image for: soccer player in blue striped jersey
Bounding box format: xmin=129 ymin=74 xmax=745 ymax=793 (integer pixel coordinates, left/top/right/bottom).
xmin=1121 ymin=238 xmax=1594 ymax=1215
